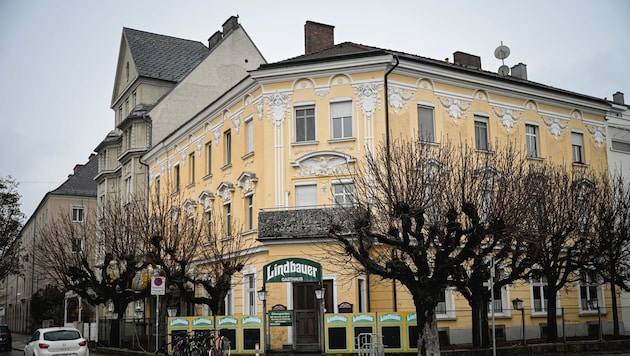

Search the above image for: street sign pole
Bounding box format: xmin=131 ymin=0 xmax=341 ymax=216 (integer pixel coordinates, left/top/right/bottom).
xmin=151 ymin=268 xmax=165 ymax=352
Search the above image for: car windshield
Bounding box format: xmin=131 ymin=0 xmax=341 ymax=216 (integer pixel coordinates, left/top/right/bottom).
xmin=43 ymin=330 xmax=81 ymax=341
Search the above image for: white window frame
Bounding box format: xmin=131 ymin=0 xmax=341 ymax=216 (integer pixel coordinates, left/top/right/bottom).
xmin=435 ymin=287 xmax=457 ymax=320
xmin=331 ymin=100 xmax=353 ymax=140
xmin=224 ymin=202 xmax=232 ymax=237
xmin=205 ymin=142 xmax=212 ymax=176
xmin=525 ymin=122 xmax=540 ymax=158
xmin=243 ymin=273 xmax=257 ymax=315
xmin=245 ymin=117 xmax=254 ymax=154
xmin=224 ymin=130 xmax=232 ymax=166
xmin=173 ymin=164 xmax=180 ymax=192
xmin=71 ymin=236 xmax=84 ymax=253
xmin=578 ymin=270 xmax=604 ymax=315
xmin=610 ymin=126 xmax=630 ymax=153
xmin=417 ymin=103 xmax=435 ymax=143
xmin=332 ymin=179 xmax=356 ymax=207
xmin=295 ymin=105 xmax=316 ymax=142
xmin=188 ymin=152 xmax=195 ymax=185
xmin=245 ymin=194 xmax=254 ymax=231
xmin=71 ymin=206 xmax=85 ymax=223
xmin=572 ymin=131 xmax=585 ymax=164
xmin=474 ymin=114 xmax=490 ymax=151
xmin=295 ymin=182 xmax=317 ymax=208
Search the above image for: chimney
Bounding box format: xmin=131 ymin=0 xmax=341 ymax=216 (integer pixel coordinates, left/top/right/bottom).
xmin=511 ymin=63 xmax=528 ymax=80
xmin=222 ymin=15 xmax=239 ymax=34
xmin=305 ymin=21 xmax=334 ymax=55
xmin=73 ymin=164 xmax=85 ymax=175
xmin=453 ymin=51 xmax=481 ymax=69
xmin=208 ymin=30 xmax=223 ymax=49
xmin=613 ymin=91 xmax=625 ymax=105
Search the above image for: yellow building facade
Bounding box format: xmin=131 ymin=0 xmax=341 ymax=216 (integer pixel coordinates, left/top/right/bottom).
xmin=143 ymin=21 xmax=613 ymax=352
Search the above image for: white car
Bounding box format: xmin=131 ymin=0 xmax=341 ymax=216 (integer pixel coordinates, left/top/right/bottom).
xmin=24 ymin=327 xmax=89 ymax=356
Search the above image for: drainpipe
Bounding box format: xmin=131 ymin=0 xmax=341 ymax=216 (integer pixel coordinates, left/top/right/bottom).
xmin=384 ymin=54 xmax=399 ymax=153
xmin=384 ymin=54 xmax=399 ymax=312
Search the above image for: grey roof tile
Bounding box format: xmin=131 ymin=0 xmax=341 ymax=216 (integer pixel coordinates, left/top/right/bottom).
xmin=123 ymin=28 xmax=209 ymax=82
xmin=51 ymin=155 xmax=98 ymax=197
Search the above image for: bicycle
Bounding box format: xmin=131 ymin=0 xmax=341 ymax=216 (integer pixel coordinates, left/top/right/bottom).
xmin=208 ymin=334 xmax=231 ymax=356
xmin=154 ymin=332 xmax=203 ymax=356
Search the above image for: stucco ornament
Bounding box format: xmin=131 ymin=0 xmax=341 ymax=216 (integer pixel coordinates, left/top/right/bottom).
xmin=315 ymin=88 xmax=330 ymax=99
xmin=295 ymin=155 xmax=348 ymax=177
xmin=213 ymin=126 xmax=222 ymax=146
xmin=196 ymin=140 xmax=203 ymax=157
xmin=541 ymin=116 xmax=569 ymax=140
xmin=180 ymin=151 xmax=187 ymax=166
xmin=492 ymin=107 xmax=522 ymax=133
xmin=255 ymin=101 xmax=264 ymax=121
xmin=265 ymin=93 xmax=292 ymax=126
xmin=438 ymin=96 xmax=470 ymax=123
xmin=354 ymin=83 xmax=382 ymax=119
xmin=198 ymin=191 xmax=215 ymax=211
xmin=232 ymin=114 xmax=243 ymax=134
xmin=216 ymin=182 xmax=234 ymax=202
xmin=585 ymin=124 xmax=606 ymax=147
xmin=388 ymin=86 xmax=414 ymax=114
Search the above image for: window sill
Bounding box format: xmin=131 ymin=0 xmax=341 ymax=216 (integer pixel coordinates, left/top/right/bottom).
xmin=572 ymin=162 xmax=589 ymax=167
xmin=418 ymin=140 xmax=440 ymax=146
xmin=476 ymin=149 xmax=495 ymax=154
xmin=328 ymin=137 xmax=356 ymax=143
xmin=527 ymin=156 xmax=545 ymax=161
xmin=241 ymin=152 xmax=254 ymax=160
xmin=292 ymin=140 xmax=319 ymax=147
xmin=202 ymin=174 xmax=213 ymax=181
xmin=186 ymin=183 xmax=195 ymax=189
xmin=221 ymin=163 xmax=233 ymax=171
xmin=242 ymin=229 xmax=258 ymax=237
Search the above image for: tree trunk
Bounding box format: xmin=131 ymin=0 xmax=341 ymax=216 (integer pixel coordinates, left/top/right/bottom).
xmin=110 ymin=303 xmax=126 ymax=347
xmin=610 ymin=276 xmax=619 ymax=337
xmin=469 ymin=292 xmax=491 ymax=348
xmin=546 ymin=285 xmax=559 ymax=343
xmin=416 ymin=304 xmax=440 ymax=356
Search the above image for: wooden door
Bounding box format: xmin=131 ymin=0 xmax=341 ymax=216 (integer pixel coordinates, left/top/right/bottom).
xmin=293 ymin=282 xmax=319 ymax=344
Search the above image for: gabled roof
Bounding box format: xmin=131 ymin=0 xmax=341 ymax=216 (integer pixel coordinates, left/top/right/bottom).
xmin=123 ymin=28 xmax=209 ymax=82
xmin=260 ymin=41 xmax=608 ymax=105
xmin=50 ymin=155 xmax=98 ymax=197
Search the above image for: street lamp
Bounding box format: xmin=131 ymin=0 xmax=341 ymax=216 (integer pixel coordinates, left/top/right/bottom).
xmin=588 ymin=299 xmax=602 ymax=342
xmin=167 ymin=306 xmax=178 ymax=317
xmin=512 ymin=298 xmax=526 ymax=345
xmin=315 ymin=287 xmax=326 ymax=354
xmin=257 ymin=288 xmax=268 ymax=352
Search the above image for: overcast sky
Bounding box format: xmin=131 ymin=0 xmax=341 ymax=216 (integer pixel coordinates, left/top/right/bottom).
xmin=1 ymin=0 xmax=629 ymax=219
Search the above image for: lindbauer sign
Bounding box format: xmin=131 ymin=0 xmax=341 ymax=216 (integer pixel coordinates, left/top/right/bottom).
xmin=264 ymin=258 xmax=322 ymax=283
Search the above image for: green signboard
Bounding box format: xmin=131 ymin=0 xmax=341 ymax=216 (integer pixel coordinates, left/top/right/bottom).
xmin=263 ymin=258 xmax=322 ymax=284
xmin=269 ymin=310 xmax=293 ymax=326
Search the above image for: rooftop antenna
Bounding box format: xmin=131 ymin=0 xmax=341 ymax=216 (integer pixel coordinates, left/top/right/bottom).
xmin=494 ymin=41 xmax=510 ymax=76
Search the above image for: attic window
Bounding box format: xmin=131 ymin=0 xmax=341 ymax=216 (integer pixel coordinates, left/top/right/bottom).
xmin=126 ymin=62 xmax=130 ymax=82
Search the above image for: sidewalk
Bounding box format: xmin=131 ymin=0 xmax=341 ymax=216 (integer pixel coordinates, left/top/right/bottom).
xmin=12 ymin=333 xmax=28 ymax=351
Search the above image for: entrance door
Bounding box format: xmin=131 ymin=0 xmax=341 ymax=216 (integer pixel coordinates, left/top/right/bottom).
xmin=294 ymin=282 xmax=319 ymax=345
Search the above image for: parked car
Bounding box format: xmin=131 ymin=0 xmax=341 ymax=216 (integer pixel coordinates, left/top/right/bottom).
xmin=24 ymin=327 xmax=89 ymax=356
xmin=0 ymin=325 xmax=11 ymax=351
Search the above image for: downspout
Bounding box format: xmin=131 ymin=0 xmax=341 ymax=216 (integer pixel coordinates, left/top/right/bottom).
xmin=384 ymin=54 xmax=399 ymax=312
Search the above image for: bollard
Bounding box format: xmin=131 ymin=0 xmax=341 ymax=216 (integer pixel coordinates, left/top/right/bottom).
xmin=255 ymin=342 xmax=260 ymax=356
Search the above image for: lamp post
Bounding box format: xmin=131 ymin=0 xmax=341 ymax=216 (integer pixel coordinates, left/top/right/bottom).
xmin=257 ymin=288 xmax=268 ymax=353
xmin=315 ymin=287 xmax=326 ymax=355
xmin=512 ymin=298 xmax=526 ymax=345
xmin=588 ymin=299 xmax=602 ymax=341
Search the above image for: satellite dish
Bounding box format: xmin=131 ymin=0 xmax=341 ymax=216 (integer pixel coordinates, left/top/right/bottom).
xmin=494 ymin=44 xmax=511 ymax=60
xmin=498 ymin=65 xmax=510 ymax=76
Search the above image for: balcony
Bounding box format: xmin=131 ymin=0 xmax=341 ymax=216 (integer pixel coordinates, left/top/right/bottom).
xmin=258 ymin=205 xmax=354 ymax=240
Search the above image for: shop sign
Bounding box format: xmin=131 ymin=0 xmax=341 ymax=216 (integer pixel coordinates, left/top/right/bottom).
xmin=169 ymin=318 xmax=190 ymax=327
xmin=269 ymin=310 xmax=293 ymax=326
xmin=263 ymin=258 xmax=322 ymax=284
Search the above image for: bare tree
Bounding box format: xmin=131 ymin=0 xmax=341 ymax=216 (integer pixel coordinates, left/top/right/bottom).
xmin=145 ymin=185 xmax=253 ymax=318
xmin=522 ymin=162 xmax=598 ymax=343
xmin=0 ymin=176 xmax=24 ymax=280
xmin=35 ymin=195 xmax=152 ymax=347
xmin=445 ymin=142 xmax=535 ymax=348
xmin=590 ymin=171 xmax=630 ymax=337
xmin=328 ymin=137 xmax=534 ymax=355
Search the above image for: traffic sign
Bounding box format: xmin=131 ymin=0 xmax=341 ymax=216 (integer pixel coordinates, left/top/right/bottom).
xmin=151 ymin=276 xmax=165 ymax=295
